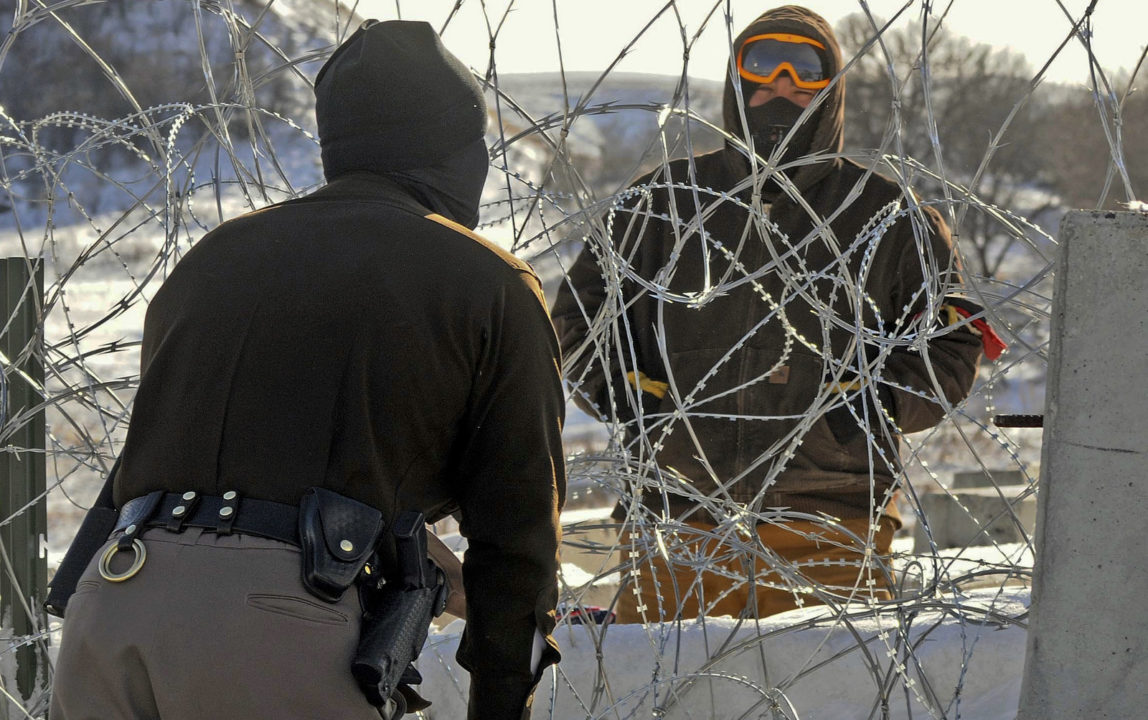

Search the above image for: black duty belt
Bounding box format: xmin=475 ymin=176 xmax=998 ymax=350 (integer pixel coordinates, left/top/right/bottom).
xmin=114 ymin=491 xmax=299 ymax=546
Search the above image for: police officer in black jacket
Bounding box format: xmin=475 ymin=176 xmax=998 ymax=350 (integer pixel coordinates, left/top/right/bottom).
xmin=50 ymin=20 xmax=565 ymax=720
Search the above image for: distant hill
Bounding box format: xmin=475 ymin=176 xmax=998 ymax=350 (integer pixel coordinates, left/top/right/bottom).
xmin=0 ymin=0 xmax=350 ymax=128
xmin=491 ymin=72 xmax=726 ymax=193
xmin=0 ymin=0 xmax=357 ymax=226
xmin=1 ymin=5 xmax=731 ymax=232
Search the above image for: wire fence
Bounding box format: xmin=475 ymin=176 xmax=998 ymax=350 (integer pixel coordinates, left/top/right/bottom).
xmin=0 ymin=0 xmax=1143 ymax=717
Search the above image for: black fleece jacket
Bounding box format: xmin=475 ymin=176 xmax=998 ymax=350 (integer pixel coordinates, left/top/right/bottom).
xmin=117 ymin=173 xmax=565 ymax=715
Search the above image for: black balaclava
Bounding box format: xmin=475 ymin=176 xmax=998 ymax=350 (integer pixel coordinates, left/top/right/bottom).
xmin=314 ymin=20 xmax=489 ymax=228
xmin=744 ymin=95 xmax=818 ymax=165
xmin=390 ymin=137 xmax=489 ymax=230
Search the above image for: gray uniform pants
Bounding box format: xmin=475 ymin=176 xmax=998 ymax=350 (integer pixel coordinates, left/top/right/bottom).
xmin=50 ymin=526 xmax=380 ymax=719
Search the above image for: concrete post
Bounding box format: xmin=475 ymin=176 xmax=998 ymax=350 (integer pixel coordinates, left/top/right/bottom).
xmin=1017 ymin=210 xmax=1148 ymax=720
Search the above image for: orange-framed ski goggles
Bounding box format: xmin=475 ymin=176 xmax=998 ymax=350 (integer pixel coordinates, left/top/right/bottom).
xmin=737 ymin=33 xmax=831 ymax=90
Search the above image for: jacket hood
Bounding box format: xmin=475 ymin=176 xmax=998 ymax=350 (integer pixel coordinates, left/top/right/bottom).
xmin=722 ymin=5 xmax=845 ymax=191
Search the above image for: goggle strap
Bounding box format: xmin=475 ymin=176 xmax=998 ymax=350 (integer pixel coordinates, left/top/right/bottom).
xmin=741 ymin=32 xmax=826 ymax=50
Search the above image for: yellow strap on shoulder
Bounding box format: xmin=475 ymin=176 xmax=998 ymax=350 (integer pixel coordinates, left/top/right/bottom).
xmin=626 ymin=371 xmax=669 ymax=399
xmin=942 ymin=303 xmax=961 ymax=327
xmin=940 ymin=303 xmax=983 ymax=336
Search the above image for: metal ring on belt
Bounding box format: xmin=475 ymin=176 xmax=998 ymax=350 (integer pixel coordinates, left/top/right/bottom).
xmin=99 ymin=538 xmax=147 ymax=582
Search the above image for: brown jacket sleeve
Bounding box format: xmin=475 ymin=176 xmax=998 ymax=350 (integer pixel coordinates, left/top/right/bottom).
xmin=881 ymin=204 xmax=984 ymax=433
xmin=550 ymin=179 xmax=657 ymax=423
xmin=454 ymin=268 xmax=566 ymax=719
xmin=551 ymin=232 xmax=615 ymax=417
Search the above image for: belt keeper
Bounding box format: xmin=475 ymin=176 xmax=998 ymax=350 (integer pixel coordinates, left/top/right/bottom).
xmin=119 ymin=490 xmax=164 ymax=550
xmin=166 ymin=490 xmax=201 ymax=533
xmin=217 ymin=490 xmax=240 ymax=535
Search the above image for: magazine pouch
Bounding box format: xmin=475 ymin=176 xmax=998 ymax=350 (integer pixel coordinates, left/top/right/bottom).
xmin=298 ymin=487 xmax=384 ymax=603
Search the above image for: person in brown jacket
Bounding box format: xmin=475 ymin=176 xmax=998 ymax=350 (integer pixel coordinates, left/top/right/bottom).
xmin=50 ymin=20 xmax=564 ymax=720
xmin=551 ymin=5 xmax=1000 ymax=622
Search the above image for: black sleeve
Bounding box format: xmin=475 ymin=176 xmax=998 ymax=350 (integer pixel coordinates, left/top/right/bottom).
xmin=454 ymin=269 xmax=566 ymax=719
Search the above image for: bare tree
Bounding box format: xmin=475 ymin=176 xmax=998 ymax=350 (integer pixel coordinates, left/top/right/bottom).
xmin=836 ymin=13 xmax=1057 ymax=279
xmin=1036 ymin=68 xmax=1147 ymax=209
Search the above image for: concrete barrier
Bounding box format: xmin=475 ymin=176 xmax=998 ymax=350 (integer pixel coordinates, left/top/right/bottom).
xmin=1017 ymin=210 xmax=1148 ymax=720
xmin=912 ymin=485 xmax=1036 ymax=552
xmin=951 ymin=469 xmax=1026 ymax=488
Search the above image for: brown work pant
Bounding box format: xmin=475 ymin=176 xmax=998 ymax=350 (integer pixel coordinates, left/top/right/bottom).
xmin=50 ymin=527 xmax=379 ymax=720
xmin=615 ymin=516 xmax=897 ymax=622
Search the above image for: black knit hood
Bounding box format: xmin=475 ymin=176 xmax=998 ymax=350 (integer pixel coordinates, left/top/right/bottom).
xmin=722 ymin=5 xmax=845 ymax=192
xmin=314 ymin=20 xmax=488 ymax=177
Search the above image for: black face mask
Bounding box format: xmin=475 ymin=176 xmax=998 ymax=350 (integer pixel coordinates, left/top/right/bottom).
xmin=389 ymin=138 xmax=489 ymax=230
xmin=744 ymin=96 xmax=817 ymax=165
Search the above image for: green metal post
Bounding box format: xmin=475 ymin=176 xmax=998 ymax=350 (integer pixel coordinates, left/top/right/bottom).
xmin=1 ymin=258 xmax=48 ymax=707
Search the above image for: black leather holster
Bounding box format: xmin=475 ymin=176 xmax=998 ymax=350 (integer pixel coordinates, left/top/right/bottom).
xmin=352 ymin=510 xmax=447 ymax=716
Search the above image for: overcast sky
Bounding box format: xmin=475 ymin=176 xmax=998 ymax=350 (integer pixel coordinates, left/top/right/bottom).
xmin=353 ymin=0 xmax=1147 ymax=87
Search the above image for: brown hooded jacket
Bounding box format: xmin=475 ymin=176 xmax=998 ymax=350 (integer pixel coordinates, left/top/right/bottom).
xmin=552 ymin=6 xmax=984 ymax=524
